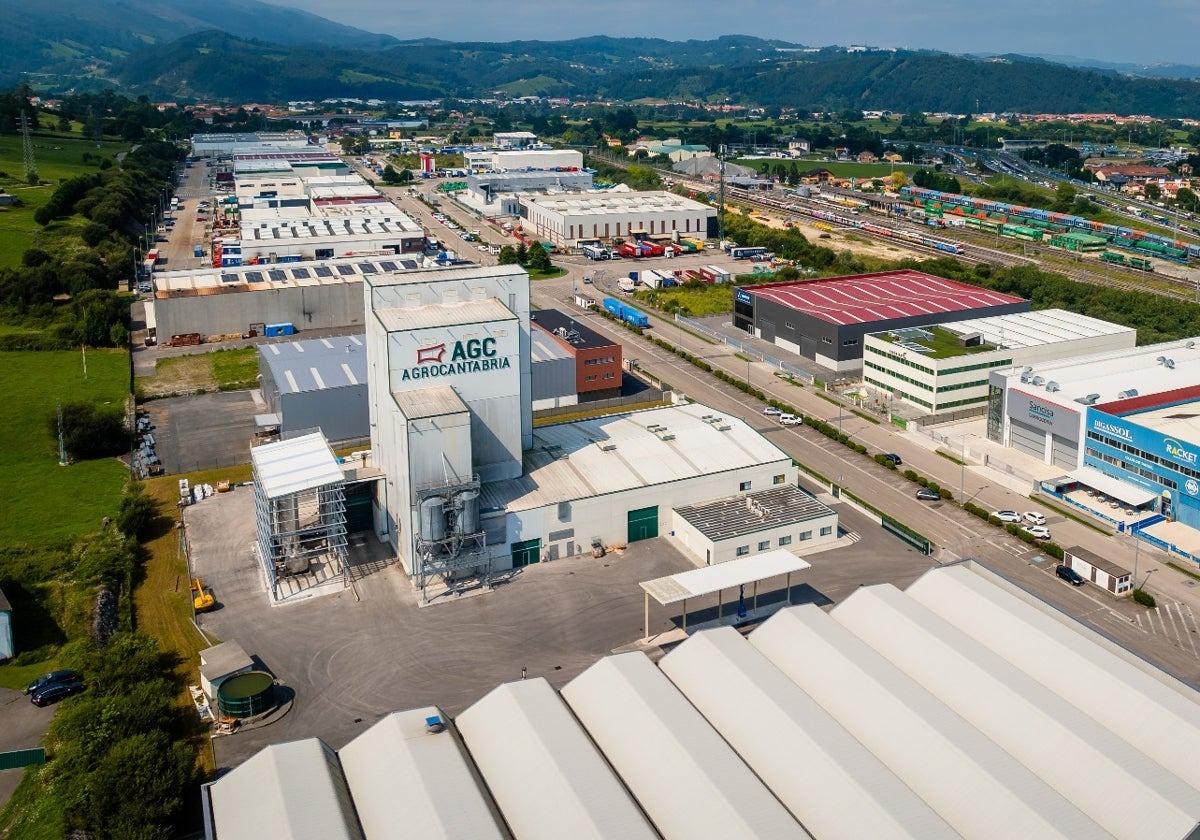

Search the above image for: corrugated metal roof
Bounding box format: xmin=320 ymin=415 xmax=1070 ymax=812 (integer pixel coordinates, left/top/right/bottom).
xmin=530 ymin=324 xmax=572 ymax=362
xmin=562 ymin=652 xmax=809 ymax=840
xmin=392 ymin=386 xmax=468 ymax=420
xmin=919 ymin=309 xmax=1134 ymax=351
xmin=641 ymin=549 xmax=812 ymax=606
xmin=750 ymin=605 xmax=1110 ymax=840
xmin=907 ymin=563 xmax=1200 ymax=796
xmin=261 ymin=336 xmax=367 ymax=394
xmin=480 ymin=402 xmax=790 ymax=513
xmin=833 ymin=584 xmax=1200 ymax=840
xmin=659 ymin=627 xmax=961 ymax=840
xmin=455 ymin=678 xmax=657 ymax=840
xmin=363 ymin=263 xmax=526 ymax=290
xmin=251 ymin=432 xmax=344 ymax=499
xmin=374 ymin=298 xmax=516 ymax=332
xmin=338 ymin=708 xmax=508 ymax=840
xmin=209 ymin=739 xmax=363 ymax=840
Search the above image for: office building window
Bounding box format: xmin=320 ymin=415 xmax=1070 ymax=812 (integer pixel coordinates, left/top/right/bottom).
xmin=820 ymin=526 xmax=833 ymax=536
xmin=758 ymin=540 xmax=770 ymax=551
xmin=736 ymin=545 xmax=750 ymax=557
xmin=799 ymin=531 xmax=812 ymax=541
xmin=778 ymin=535 xmax=793 ymax=546
xmin=739 ymin=480 xmax=752 ymax=491
xmin=773 ymin=474 xmax=786 ymax=485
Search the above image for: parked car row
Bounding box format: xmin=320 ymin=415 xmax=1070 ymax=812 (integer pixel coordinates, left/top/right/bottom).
xmin=132 ymin=410 xmax=161 ymax=480
xmin=25 ymin=669 xmax=85 ymax=706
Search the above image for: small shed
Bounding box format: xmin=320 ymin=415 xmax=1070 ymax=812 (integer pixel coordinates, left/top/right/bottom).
xmin=1064 ymin=546 xmax=1132 ymax=595
xmin=200 ymin=640 xmax=255 ymax=700
xmin=0 ymin=587 xmax=12 ymax=661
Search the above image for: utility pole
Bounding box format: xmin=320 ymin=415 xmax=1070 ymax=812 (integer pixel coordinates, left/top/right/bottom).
xmin=56 ymin=401 xmax=67 ymax=466
xmin=19 ymin=111 xmax=37 ymax=184
xmin=718 ymin=144 xmax=726 ymax=245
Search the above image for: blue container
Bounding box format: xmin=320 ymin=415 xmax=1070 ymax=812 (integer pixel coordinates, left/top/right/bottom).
xmin=264 ymin=323 xmax=296 ymax=337
xmin=193 ymin=245 xmax=204 ymax=257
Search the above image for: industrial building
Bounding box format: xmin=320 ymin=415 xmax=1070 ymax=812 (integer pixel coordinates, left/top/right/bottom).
xmin=465 ymin=169 xmax=593 ymax=205
xmin=987 ymin=338 xmax=1200 ymax=540
xmin=191 ymin=132 xmax=312 ymax=158
xmin=519 ymin=190 xmax=718 ymax=247
xmin=362 ymin=264 xmax=803 ymax=591
xmin=492 ymin=131 xmax=539 ymax=149
xmin=530 ymin=309 xmax=623 ymax=400
xmin=202 ymin=561 xmax=1200 ymax=840
xmin=149 ymin=256 xmax=425 ymax=340
xmin=258 ymin=335 xmax=369 ymax=442
xmin=733 ymin=269 xmax=1030 ymax=372
xmin=490 ymin=149 xmax=581 ymax=171
xmin=236 ymin=214 xmax=425 ymax=263
xmin=529 ymin=323 xmax=576 ymax=410
xmin=861 ymin=309 xmax=1135 ymax=415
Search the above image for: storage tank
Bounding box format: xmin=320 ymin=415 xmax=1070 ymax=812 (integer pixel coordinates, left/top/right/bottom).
xmin=419 ymin=496 xmax=446 ymax=543
xmin=216 ymin=671 xmax=276 ymax=718
xmin=457 ymin=490 xmax=480 ymax=535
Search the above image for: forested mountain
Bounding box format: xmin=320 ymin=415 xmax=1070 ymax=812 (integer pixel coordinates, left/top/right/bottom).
xmin=0 ymin=0 xmax=395 ymax=84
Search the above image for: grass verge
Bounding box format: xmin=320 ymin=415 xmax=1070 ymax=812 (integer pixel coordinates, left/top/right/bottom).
xmin=533 ymin=397 xmax=668 ymax=427
xmin=137 ymin=347 xmax=258 ymax=398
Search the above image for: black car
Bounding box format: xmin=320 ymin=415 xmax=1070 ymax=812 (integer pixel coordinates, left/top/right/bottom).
xmin=24 ymin=669 xmax=82 ymax=695
xmin=1056 ymin=565 xmax=1086 ymax=586
xmin=882 ymin=453 xmax=903 ymax=466
xmin=30 ymin=677 xmax=85 ymax=707
xmin=915 ymin=488 xmax=940 ymax=501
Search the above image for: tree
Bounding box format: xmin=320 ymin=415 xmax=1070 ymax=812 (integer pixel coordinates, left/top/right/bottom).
xmin=1176 ymin=187 xmax=1199 ymax=213
xmin=116 ymin=482 xmax=156 ymax=539
xmin=82 ymin=732 xmax=195 ymax=839
xmin=1052 ymin=182 xmax=1076 ymax=213
xmin=395 ymin=167 xmax=414 ymax=184
xmin=890 ymin=171 xmax=908 ymax=190
xmin=497 ymin=245 xmax=519 ymax=265
xmin=52 ymin=401 xmax=126 ymax=459
xmin=1144 ymin=182 xmax=1162 ymax=200
xmin=514 ymin=241 xmax=529 ymax=265
xmin=380 ymin=165 xmax=402 ymax=184
xmin=526 ymin=242 xmax=552 ymax=272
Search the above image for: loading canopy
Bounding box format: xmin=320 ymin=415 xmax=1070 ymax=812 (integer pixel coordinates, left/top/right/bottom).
xmin=1069 ymin=466 xmax=1158 ymax=507
xmin=640 ymin=550 xmax=813 ymax=641
xmin=641 ymin=549 xmax=813 ymax=606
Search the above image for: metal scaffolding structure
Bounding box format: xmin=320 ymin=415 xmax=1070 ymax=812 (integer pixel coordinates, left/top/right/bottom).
xmin=251 ymin=433 xmax=349 ymax=600
xmin=413 ymin=475 xmax=489 ymax=599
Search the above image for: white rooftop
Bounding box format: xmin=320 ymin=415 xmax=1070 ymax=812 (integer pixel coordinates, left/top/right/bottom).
xmin=897 ymin=308 xmax=1134 ymax=350
xmin=520 ymin=189 xmax=715 ymax=217
xmin=251 ymin=432 xmax=344 ymax=499
xmin=240 ymin=214 xmax=422 ymax=243
xmin=373 ymin=298 xmax=515 ymax=332
xmin=154 ymin=256 xmax=424 ymax=294
xmin=998 ymin=336 xmax=1200 ymax=410
xmin=207 ymin=562 xmax=1200 ymax=840
xmin=641 ymin=548 xmax=812 ymax=606
xmin=1125 ymin=401 xmax=1200 ymax=449
xmin=481 ymin=402 xmax=792 ymax=513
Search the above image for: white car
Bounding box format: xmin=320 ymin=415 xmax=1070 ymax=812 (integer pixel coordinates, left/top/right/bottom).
xmin=1023 ymin=511 xmax=1047 ymax=526
xmin=780 ymin=415 xmax=803 ymax=427
xmin=1022 ymin=524 xmax=1051 ymax=540
xmin=993 ymin=510 xmax=1022 ymax=524
xmin=763 ymin=407 xmax=782 ymax=416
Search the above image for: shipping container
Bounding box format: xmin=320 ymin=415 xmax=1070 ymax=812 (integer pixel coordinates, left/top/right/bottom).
xmin=264 ymin=323 xmax=296 ymax=337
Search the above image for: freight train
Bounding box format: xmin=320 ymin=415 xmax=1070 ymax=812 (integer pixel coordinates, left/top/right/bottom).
xmin=900 ymin=186 xmax=1197 ymax=262
xmin=729 ymin=188 xmax=963 ymax=255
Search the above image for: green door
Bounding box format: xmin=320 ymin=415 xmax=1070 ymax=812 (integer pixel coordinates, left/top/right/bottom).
xmin=511 ymin=538 xmax=541 ymax=568
xmin=627 ymin=506 xmax=659 ymax=543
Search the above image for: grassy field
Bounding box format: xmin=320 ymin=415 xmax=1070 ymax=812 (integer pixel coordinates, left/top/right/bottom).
xmin=136 ymin=347 xmax=258 ymax=398
xmin=528 ymin=266 xmax=567 ymax=281
xmin=0 ymin=350 xmax=129 ymax=547
xmin=0 ymin=132 xmax=127 ymax=268
xmin=635 ymin=284 xmax=734 ymax=317
xmin=735 ymin=159 xmax=920 ymax=180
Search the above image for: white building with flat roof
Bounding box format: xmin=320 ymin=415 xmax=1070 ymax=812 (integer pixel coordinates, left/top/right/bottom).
xmin=490 ymin=148 xmax=582 ymax=171
xmin=492 ymin=130 xmax=539 ymax=149
xmin=863 ymin=309 xmax=1135 ymax=416
xmin=520 ymin=190 xmax=717 ymax=246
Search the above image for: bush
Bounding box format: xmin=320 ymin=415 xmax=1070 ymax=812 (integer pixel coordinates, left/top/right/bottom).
xmin=1132 ymin=588 xmax=1156 ymax=608
xmin=903 ymin=469 xmax=919 ymax=482
xmin=116 ymin=482 xmax=156 ymax=539
xmin=1041 ymin=542 xmax=1064 ymax=561
xmin=873 ymin=453 xmax=897 ymax=469
xmin=50 ymin=400 xmax=126 ymax=459
xmin=938 ymin=487 xmax=953 ymax=500
xmin=916 ymin=475 xmax=930 ymax=487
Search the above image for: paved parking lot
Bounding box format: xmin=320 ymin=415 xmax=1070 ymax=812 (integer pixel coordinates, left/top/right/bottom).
xmin=146 ymin=391 xmax=260 ymax=474
xmin=181 ymin=481 xmax=937 ymax=770
xmin=0 ymin=687 xmax=55 ymax=810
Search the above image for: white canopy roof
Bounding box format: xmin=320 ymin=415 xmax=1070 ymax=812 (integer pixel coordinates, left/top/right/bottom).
xmin=251 ymin=432 xmax=344 ymax=499
xmin=1068 ymin=465 xmax=1158 ymax=507
xmin=640 ymin=549 xmax=811 ymax=606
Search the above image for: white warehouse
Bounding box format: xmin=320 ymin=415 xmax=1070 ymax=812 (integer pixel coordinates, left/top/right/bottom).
xmin=363 ymin=264 xmax=806 ymax=592
xmin=203 ymin=561 xmax=1200 ymax=840
xmin=490 ymin=148 xmax=582 ymax=171
xmin=519 ymin=190 xmax=718 ymax=246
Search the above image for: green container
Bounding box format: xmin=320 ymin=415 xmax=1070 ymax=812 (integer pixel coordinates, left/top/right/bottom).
xmin=217 ymin=672 xmax=276 ymax=718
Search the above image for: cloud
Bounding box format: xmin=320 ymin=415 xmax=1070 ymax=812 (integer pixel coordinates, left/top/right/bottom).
xmin=265 ymin=0 xmax=1200 ymax=65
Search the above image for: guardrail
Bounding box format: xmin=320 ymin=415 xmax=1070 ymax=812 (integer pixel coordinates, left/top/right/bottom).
xmin=673 ymin=315 xmax=815 ymax=384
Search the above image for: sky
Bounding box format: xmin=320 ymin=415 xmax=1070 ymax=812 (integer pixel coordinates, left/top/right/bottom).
xmin=271 ymin=0 xmax=1200 ymax=66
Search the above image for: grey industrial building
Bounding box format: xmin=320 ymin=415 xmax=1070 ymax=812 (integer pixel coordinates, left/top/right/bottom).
xmin=467 ymin=170 xmax=594 ymax=205
xmin=149 ymin=256 xmax=424 ymax=340
xmin=258 ymin=336 xmax=369 ymax=443
xmin=733 ymin=269 xmax=1030 ymax=372
xmin=529 ymin=324 xmax=577 ymax=410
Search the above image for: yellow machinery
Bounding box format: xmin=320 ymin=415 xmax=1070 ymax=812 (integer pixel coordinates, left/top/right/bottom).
xmin=192 ymin=578 xmax=215 ymax=612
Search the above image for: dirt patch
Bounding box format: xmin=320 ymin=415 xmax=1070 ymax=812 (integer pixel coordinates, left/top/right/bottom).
xmin=137 ymin=354 xmax=218 ymax=398
xmin=748 ymin=210 xmax=927 ymax=262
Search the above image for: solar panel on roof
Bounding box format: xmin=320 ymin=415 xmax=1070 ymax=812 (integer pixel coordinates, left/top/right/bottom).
xmin=336 ymin=264 xmax=355 ymax=276
xmin=379 ymin=261 xmax=397 ymax=271
xmin=221 ymin=273 xmax=239 ymax=284
xmin=290 ymin=267 xmax=310 ymax=279
xmin=268 ymin=269 xmax=286 ymax=282
xmin=314 ymin=266 xmax=334 ymax=277
xmin=245 ymin=271 xmax=264 ymax=282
